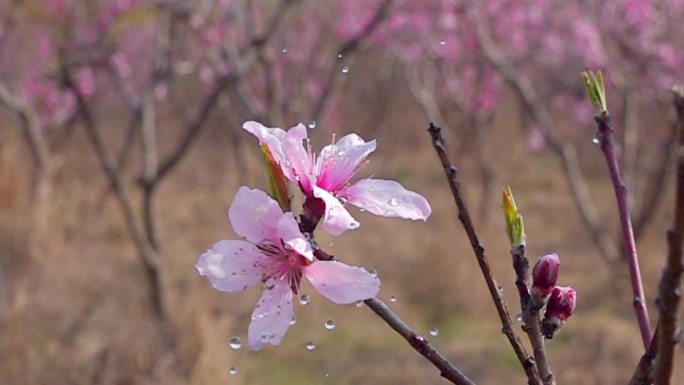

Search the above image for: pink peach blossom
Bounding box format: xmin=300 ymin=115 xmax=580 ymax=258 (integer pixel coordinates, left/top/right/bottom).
xmin=196 ymin=187 xmax=380 ymax=350
xmin=243 ymin=121 xmax=432 ymax=235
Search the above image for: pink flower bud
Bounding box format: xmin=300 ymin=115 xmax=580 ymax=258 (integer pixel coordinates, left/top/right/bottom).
xmin=541 ymin=286 xmax=577 ymax=339
xmin=545 ymin=286 xmax=576 ymax=321
xmin=531 ymin=253 xmax=561 ymax=298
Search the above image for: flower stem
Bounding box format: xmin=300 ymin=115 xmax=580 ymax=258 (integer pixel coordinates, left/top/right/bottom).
xmin=364 ymin=298 xmax=476 ymax=385
xmin=594 ymin=110 xmax=652 ymax=349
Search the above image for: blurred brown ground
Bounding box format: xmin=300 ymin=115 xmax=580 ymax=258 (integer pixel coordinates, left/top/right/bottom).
xmin=1 ymin=63 xmax=683 ymax=385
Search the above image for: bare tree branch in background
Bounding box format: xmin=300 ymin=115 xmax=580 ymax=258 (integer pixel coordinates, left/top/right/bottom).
xmin=475 ymin=22 xmax=620 ymax=263
xmin=310 ymin=0 xmax=393 ymax=123
xmin=0 ymin=81 xmax=53 ymax=214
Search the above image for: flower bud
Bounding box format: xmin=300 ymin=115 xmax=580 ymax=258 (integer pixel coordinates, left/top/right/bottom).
xmin=502 ymin=187 xmax=525 ymax=248
xmin=541 ymin=286 xmax=576 ymax=339
xmin=531 ymin=253 xmax=561 ymax=298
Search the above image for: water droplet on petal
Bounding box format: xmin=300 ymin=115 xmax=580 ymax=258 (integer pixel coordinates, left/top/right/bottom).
xmin=229 ymin=367 xmax=238 ymax=375
xmin=308 ymin=120 xmax=317 ymax=129
xmin=439 ymin=40 xmax=446 ymax=46
xmin=389 ymin=197 xmax=401 ymax=206
xmin=306 ymin=341 xmax=317 ymax=351
xmin=355 ymin=300 xmax=364 ymax=308
xmin=299 ymin=294 xmax=311 ymax=306
xmin=341 ymin=66 xmax=349 ymax=74
xmin=324 ymin=320 xmax=336 ymax=330
xmin=429 ymin=328 xmax=439 ymax=336
xmin=281 ymin=48 xmax=287 ymax=53
xmin=228 ymin=336 xmax=242 ymax=350
xmin=260 ymin=334 xmax=271 ymax=344
xmin=390 ymin=296 xmax=398 ymax=303
xmin=592 ymin=137 xmax=600 ymax=145
xmin=365 ymin=268 xmax=378 ymax=277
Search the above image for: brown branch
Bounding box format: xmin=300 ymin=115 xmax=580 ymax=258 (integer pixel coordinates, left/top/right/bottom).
xmin=523 ymin=294 xmax=555 ymax=385
xmin=364 ymin=298 xmax=476 ymax=385
xmin=653 ymin=86 xmax=684 ymax=385
xmin=629 ymin=326 xmax=658 ymax=385
xmin=428 ymin=123 xmax=541 ymax=385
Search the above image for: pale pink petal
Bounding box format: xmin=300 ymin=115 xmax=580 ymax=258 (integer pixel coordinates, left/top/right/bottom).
xmin=316 ymin=134 xmax=376 ymax=192
xmin=342 ymin=179 xmax=431 ymax=221
xmin=312 ymin=186 xmax=360 ymax=235
xmin=247 ymin=278 xmax=294 ymax=351
xmin=275 ymin=214 xmax=314 ymax=261
xmin=196 ymin=240 xmax=266 ymax=292
xmin=282 ymin=124 xmax=315 ymax=193
xmin=242 ymin=121 xmax=288 ymax=166
xmin=228 ymin=186 xmax=288 ymax=243
xmin=303 ymin=261 xmax=380 ymax=304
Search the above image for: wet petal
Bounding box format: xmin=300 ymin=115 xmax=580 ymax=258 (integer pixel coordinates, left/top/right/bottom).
xmin=282 ymin=124 xmax=315 ymax=193
xmin=303 ymin=261 xmax=380 ymax=304
xmin=317 ymin=134 xmax=376 ymax=192
xmin=196 ymin=240 xmax=265 ymax=292
xmin=343 ymin=179 xmax=431 ymax=220
xmin=275 ymin=214 xmax=313 ymax=261
xmin=228 ymin=187 xmax=288 ymax=244
xmin=313 ymin=186 xmax=360 ymax=235
xmin=243 ymin=121 xmax=288 ymax=166
xmin=248 ymin=278 xmax=294 ymax=351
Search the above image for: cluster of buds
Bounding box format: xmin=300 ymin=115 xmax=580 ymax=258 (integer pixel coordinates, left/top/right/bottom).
xmin=531 ymin=253 xmax=577 ymax=338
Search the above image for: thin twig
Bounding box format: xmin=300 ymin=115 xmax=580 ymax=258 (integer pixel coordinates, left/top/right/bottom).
xmin=652 ymin=87 xmax=684 ymax=385
xmin=364 ymin=298 xmax=476 ymax=385
xmin=594 ymin=110 xmax=652 ymax=349
xmin=428 ymin=123 xmax=542 ymax=385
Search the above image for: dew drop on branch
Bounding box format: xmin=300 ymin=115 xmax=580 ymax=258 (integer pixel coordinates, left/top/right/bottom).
xmin=308 ymin=120 xmax=317 ymax=129
xmin=355 ymin=300 xmax=364 ymax=308
xmin=324 ymin=320 xmax=336 ymax=330
xmin=337 ymin=53 xmax=343 ymax=59
xmin=281 ymin=48 xmax=287 ymax=54
xmin=289 ymin=316 xmax=297 ymax=325
xmin=306 ymin=341 xmax=317 ymax=351
xmin=228 ymin=336 xmax=242 ymax=350
xmin=341 ymin=66 xmax=350 ymax=74
xmin=592 ymin=137 xmax=600 ymax=145
xmin=390 ymin=296 xmax=398 ymax=303
xmin=299 ymin=294 xmax=311 ymax=306
xmin=429 ymin=328 xmax=439 ymax=337
xmin=229 ymin=367 xmax=238 ymax=376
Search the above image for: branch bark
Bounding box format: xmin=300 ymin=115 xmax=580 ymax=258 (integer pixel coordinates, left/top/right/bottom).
xmin=364 ymin=298 xmax=476 ymax=385
xmin=593 ymin=110 xmax=652 ymax=349
xmin=652 ymin=86 xmax=684 ymax=385
xmin=428 ymin=123 xmax=541 ymax=385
